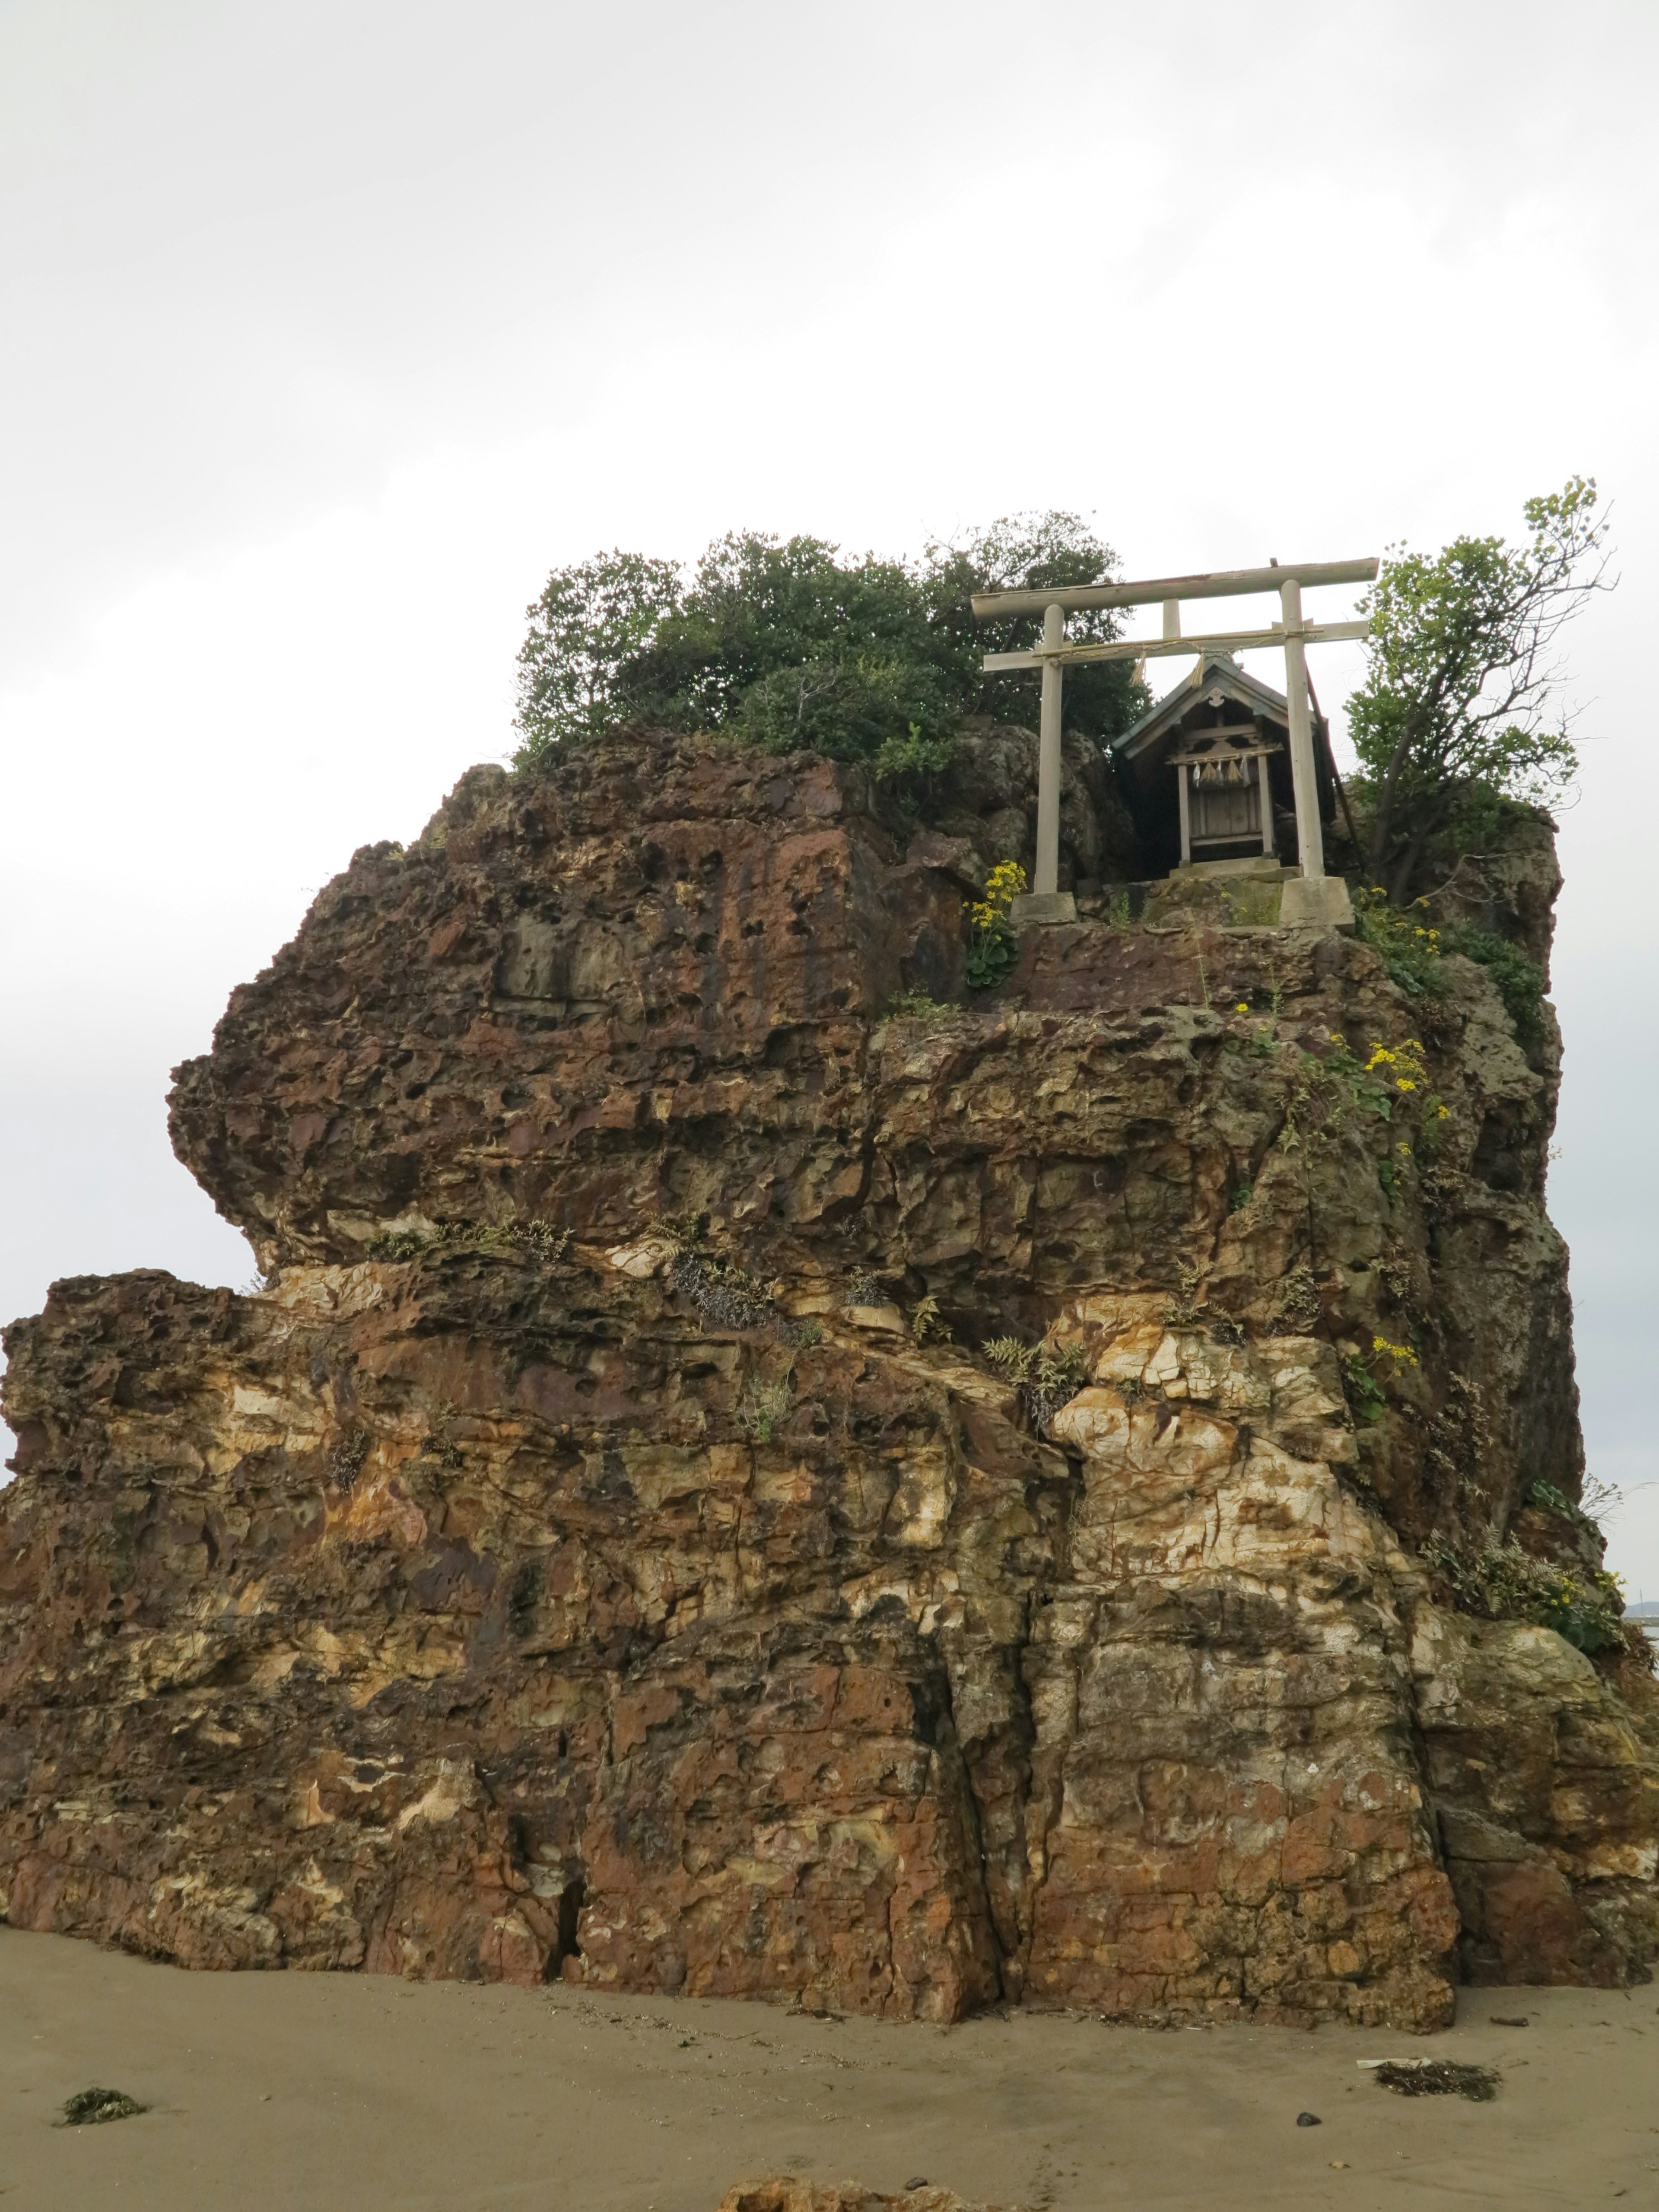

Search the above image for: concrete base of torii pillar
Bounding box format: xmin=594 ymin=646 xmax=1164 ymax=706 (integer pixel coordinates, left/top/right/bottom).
xmin=1010 ymin=891 xmax=1077 ymax=926
xmin=1279 ymin=874 xmax=1355 ymax=931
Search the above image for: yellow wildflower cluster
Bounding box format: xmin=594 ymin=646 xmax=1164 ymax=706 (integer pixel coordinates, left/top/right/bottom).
xmin=1371 ymin=1334 xmax=1418 ymax=1372
xmin=1364 ymin=1038 xmax=1428 ymax=1094
xmin=1363 ymin=888 xmax=1442 ymax=952
xmin=966 ymin=859 xmax=1027 ymax=932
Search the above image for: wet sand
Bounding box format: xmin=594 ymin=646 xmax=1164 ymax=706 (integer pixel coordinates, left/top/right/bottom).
xmin=2 ymin=1929 xmax=1656 ymax=2209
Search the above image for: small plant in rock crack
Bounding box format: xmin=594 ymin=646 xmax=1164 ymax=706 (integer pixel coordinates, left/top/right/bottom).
xmin=330 ymin=1427 xmax=371 ymax=1484
xmin=735 ymin=1373 xmax=794 ymax=1445
xmin=423 ymin=1401 xmax=463 ymax=1470
xmin=845 ymin=1268 xmax=886 ymax=1308
xmin=1268 ymin=1262 xmax=1321 ymax=1335
xmin=1340 ymin=1355 xmax=1388 ymax=1425
xmin=1163 ymin=1259 xmax=1206 ymax=1328
xmin=366 ymin=1217 xmax=571 ymax=1265
xmin=515 ymin=1218 xmax=573 ymax=1263
xmin=676 ymin=1247 xmax=774 ymax=1330
xmin=645 ymin=1210 xmax=707 ymax=1251
xmin=984 ymin=1336 xmax=1091 ymax=1436
xmin=459 ymin=1216 xmax=572 ymax=1264
xmin=885 ymin=988 xmax=953 ymax=1022
xmin=965 ymin=860 xmax=1025 ymax=990
xmin=366 ymin=1227 xmax=431 ymax=1261
xmin=910 ymin=1294 xmax=953 ymax=1347
xmin=1340 ymin=1336 xmax=1415 ymax=1424
xmin=1371 ymin=1333 xmax=1418 ymax=1376
xmin=650 ymin=1218 xmax=776 ymax=1331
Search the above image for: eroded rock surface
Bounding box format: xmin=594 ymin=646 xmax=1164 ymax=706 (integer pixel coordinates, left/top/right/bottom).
xmin=3 ymin=731 xmax=1655 ymax=2028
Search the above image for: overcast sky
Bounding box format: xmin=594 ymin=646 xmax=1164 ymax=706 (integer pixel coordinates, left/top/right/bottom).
xmin=3 ymin=0 xmax=1655 ymax=1590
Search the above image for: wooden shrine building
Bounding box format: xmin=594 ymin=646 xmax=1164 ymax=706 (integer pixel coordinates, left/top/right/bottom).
xmin=1111 ymin=650 xmax=1340 ymax=877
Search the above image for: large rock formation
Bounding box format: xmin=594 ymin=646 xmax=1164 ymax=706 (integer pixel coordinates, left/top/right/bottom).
xmin=3 ymin=730 xmax=1655 ymax=2029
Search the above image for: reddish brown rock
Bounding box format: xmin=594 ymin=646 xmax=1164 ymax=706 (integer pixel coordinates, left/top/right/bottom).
xmin=2 ymin=729 xmax=1654 ymax=2027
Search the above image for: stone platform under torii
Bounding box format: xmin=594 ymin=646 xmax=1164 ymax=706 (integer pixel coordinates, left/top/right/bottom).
xmin=971 ymin=556 xmax=1375 ymax=931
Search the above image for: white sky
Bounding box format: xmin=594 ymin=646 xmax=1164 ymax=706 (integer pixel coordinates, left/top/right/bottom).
xmin=3 ymin=0 xmax=1656 ymax=1592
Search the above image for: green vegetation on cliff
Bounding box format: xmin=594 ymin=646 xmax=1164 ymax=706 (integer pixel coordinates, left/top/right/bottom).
xmin=1345 ymin=477 xmax=1610 ymax=903
xmin=1350 ymin=887 xmax=1549 ymax=1051
xmin=512 ymin=513 xmax=1146 ymax=772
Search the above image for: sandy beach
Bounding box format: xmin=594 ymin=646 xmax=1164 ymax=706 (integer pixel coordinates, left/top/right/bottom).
xmin=2 ymin=1929 xmax=1654 ymax=2210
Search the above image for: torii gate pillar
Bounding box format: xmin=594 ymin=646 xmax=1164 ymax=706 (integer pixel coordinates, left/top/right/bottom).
xmin=1008 ymin=598 xmax=1080 ymax=925
xmin=1021 ymin=600 xmax=1073 ymax=922
xmin=1280 ymin=577 xmax=1323 ymax=882
xmin=1275 ymin=573 xmax=1354 ymax=927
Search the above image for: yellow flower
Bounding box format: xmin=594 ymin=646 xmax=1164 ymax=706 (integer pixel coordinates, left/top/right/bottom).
xmin=1396 ymin=1077 xmax=1417 ymax=1091
xmin=1437 ymin=1104 xmax=1450 ymax=1120
xmin=1372 ymin=1334 xmax=1419 ymax=1370
xmin=1234 ymin=1002 xmax=1250 ymax=1014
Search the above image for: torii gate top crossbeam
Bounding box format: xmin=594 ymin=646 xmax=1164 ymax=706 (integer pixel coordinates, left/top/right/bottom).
xmin=969 ymin=556 xmax=1377 ymax=621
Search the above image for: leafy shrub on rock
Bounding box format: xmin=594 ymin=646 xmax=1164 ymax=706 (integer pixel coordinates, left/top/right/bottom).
xmin=512 ymin=514 xmax=1144 ymax=772
xmin=985 ymin=1335 xmax=1091 ymax=1436
xmin=1426 ymin=1532 xmax=1639 ymax=1662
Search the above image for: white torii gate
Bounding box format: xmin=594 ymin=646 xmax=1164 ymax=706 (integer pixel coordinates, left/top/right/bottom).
xmin=971 ymin=557 xmax=1377 ymax=930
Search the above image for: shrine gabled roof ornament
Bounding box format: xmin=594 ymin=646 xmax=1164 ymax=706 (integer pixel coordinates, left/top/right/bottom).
xmin=1115 ymin=652 xmax=1291 ymax=767
xmin=971 ymin=556 xmax=1377 ymax=931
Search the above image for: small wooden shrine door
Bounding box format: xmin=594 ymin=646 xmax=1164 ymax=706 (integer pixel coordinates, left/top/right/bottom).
xmin=1172 ymin=728 xmax=1281 ymax=863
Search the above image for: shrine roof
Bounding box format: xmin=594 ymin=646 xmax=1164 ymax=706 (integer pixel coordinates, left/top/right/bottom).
xmin=1114 ymin=652 xmax=1290 ymax=764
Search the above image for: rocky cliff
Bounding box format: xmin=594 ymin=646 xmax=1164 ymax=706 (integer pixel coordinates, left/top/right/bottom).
xmin=3 ymin=730 xmax=1655 ymax=2030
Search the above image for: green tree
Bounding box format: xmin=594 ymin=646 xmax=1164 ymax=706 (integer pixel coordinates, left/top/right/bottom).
xmin=924 ymin=509 xmax=1144 ymax=744
xmin=617 ymin=531 xmax=967 ymax=757
xmin=513 ymin=550 xmax=681 ymax=763
xmin=1346 ymin=478 xmax=1611 ymax=902
xmin=510 ymin=512 xmax=1144 ymax=772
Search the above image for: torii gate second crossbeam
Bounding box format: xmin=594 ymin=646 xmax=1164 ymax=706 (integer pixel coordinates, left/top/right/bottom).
xmin=971 ymin=557 xmax=1377 ymax=930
